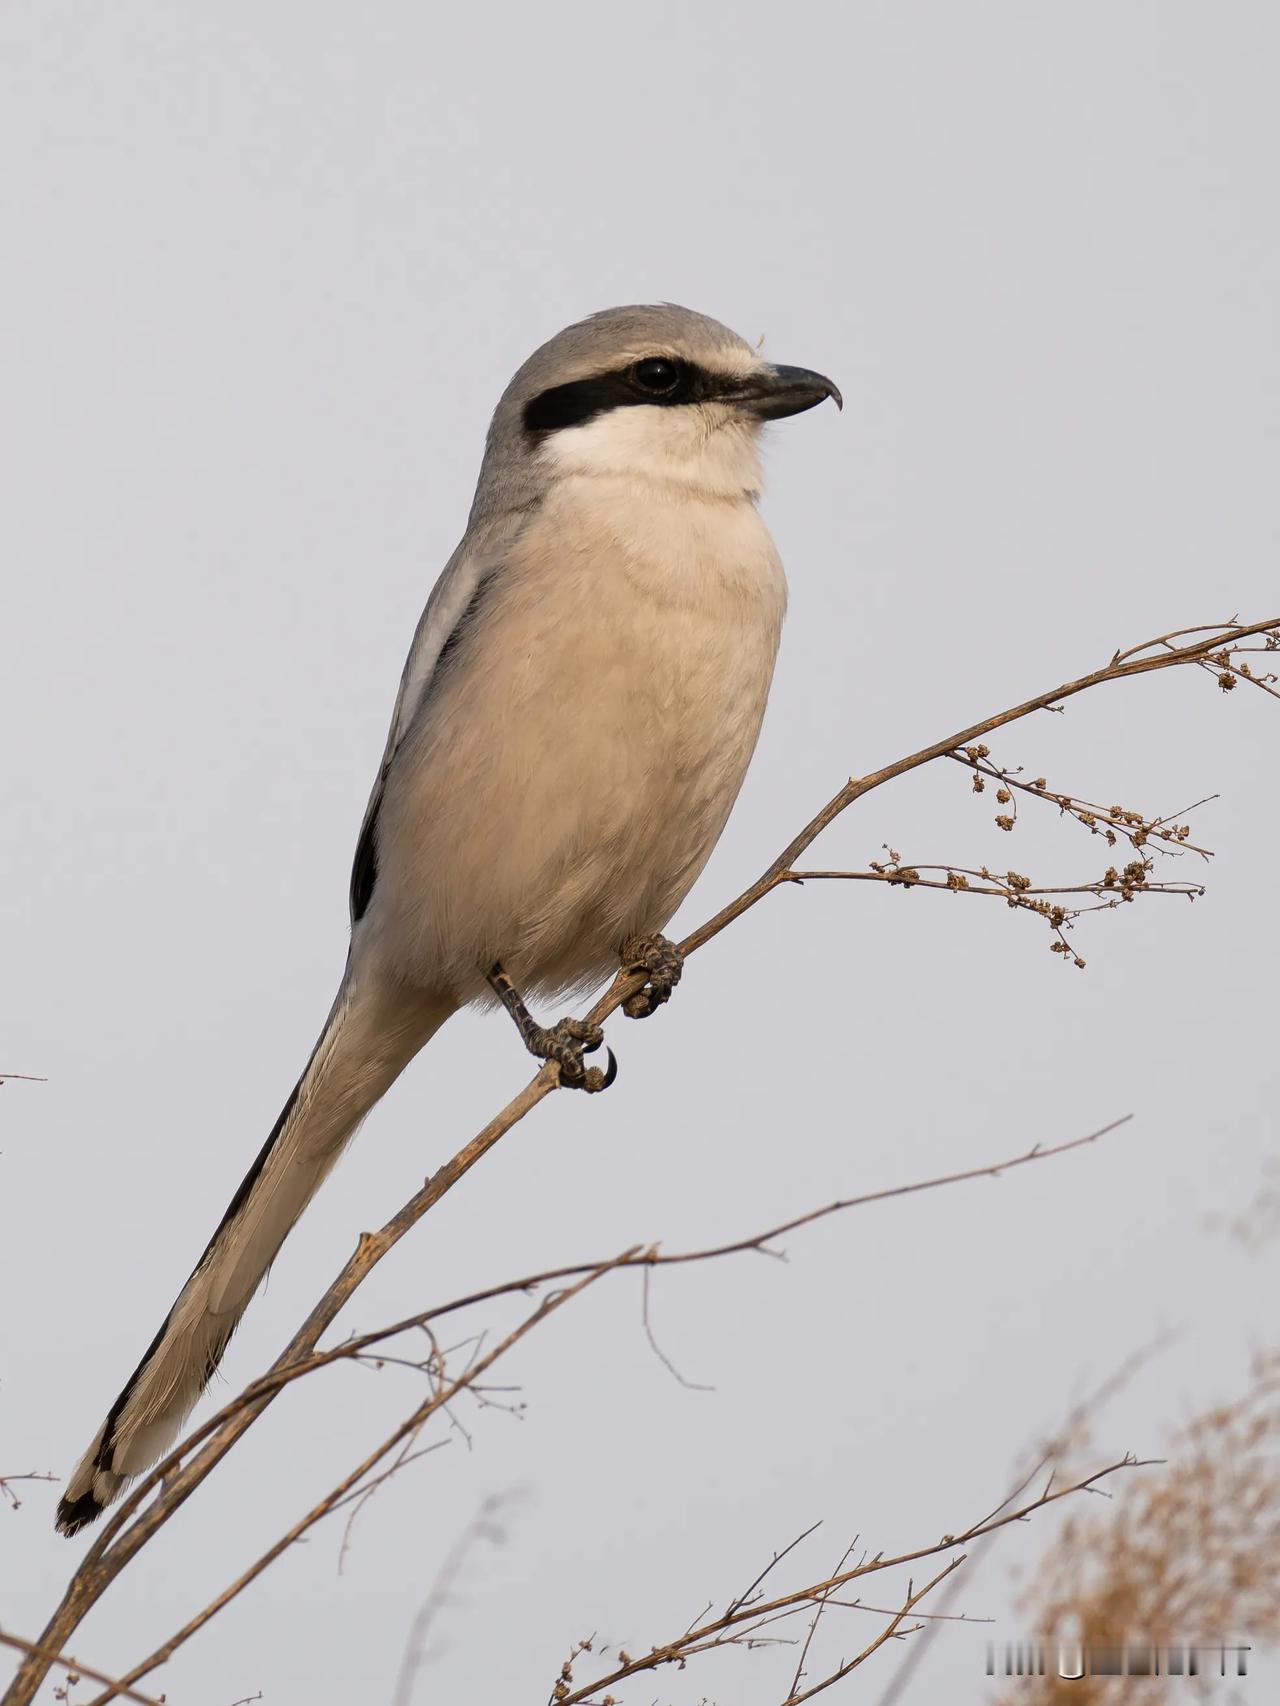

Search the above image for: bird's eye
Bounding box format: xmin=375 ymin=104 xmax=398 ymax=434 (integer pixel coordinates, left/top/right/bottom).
xmin=629 ymin=357 xmax=682 ymax=396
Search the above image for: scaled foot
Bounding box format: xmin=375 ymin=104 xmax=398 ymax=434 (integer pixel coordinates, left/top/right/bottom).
xmin=524 ymin=1015 xmax=616 ymax=1092
xmin=488 ymin=965 xmax=617 ymax=1092
xmin=620 ymin=932 xmax=685 ymax=1020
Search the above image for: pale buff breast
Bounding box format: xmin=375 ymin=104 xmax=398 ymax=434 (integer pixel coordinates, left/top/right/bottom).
xmin=372 ymin=474 xmax=787 ymax=1002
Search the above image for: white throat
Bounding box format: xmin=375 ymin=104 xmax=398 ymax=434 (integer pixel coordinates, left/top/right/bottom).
xmin=540 ymin=403 xmax=765 ymax=499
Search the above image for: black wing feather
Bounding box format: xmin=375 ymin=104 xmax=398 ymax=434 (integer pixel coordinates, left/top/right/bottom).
xmin=347 ymin=572 xmax=495 ymax=926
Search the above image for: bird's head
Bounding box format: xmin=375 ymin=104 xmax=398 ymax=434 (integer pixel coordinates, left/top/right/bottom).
xmin=477 ymin=303 xmax=840 ymax=506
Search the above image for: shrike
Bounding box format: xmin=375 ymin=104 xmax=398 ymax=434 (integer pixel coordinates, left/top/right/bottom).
xmin=57 ymin=303 xmax=840 ymax=1535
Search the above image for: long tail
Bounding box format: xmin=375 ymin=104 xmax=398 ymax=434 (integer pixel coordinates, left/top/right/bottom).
xmin=56 ymin=971 xmax=452 ymax=1536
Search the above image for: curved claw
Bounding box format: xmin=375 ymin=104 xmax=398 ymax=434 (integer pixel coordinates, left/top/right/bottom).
xmin=488 ymin=962 xmax=616 ymax=1091
xmin=578 ymin=1047 xmax=618 ymax=1094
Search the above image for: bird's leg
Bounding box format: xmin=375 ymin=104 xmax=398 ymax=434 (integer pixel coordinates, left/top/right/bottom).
xmin=486 ymin=964 xmax=616 ymax=1092
xmin=620 ymin=932 xmax=685 ymax=1020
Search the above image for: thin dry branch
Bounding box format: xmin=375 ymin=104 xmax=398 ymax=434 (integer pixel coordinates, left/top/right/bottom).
xmin=136 ymin=1116 xmax=1131 ymax=1422
xmin=0 ymin=1632 xmax=161 ymax=1706
xmin=662 ymin=618 xmax=1278 ymax=974
xmin=728 ymin=1521 xmax=826 ymax=1623
xmin=3 ymin=1073 xmax=561 ymax=1706
xmin=946 ymin=750 xmax=1215 ymax=859
xmin=7 ymin=616 xmax=1274 ymax=1706
xmin=786 ymin=861 xmax=1203 ymax=967
xmin=784 ymin=1538 xmax=861 ymax=1701
xmin=784 ymin=1560 xmax=963 ymax=1705
xmin=1150 ymin=623 xmax=1280 ymax=705
xmin=0 ymin=1472 xmax=56 ymax=1512
xmin=871 ymin=1333 xmax=1175 ymax=1706
xmin=86 ymin=1125 xmax=1117 ymax=1702
xmin=391 ymin=1494 xmax=514 ymax=1706
xmin=83 ymin=1260 xmax=633 ymax=1706
xmin=551 ymin=1456 xmax=1154 ymax=1705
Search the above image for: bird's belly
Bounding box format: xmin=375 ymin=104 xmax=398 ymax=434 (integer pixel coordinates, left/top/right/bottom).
xmin=372 ymin=485 xmax=786 ymax=1002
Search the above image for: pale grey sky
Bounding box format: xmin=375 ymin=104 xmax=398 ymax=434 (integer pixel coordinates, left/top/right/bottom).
xmin=3 ymin=3 xmax=1278 ymax=1701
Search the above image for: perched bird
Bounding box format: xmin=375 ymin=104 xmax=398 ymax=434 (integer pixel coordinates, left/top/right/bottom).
xmin=57 ymin=303 xmax=840 ymax=1535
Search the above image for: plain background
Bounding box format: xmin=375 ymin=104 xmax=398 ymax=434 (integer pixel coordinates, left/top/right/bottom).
xmin=3 ymin=4 xmax=1278 ymax=1701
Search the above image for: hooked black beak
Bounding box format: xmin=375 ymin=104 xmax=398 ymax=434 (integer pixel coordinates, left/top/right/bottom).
xmin=732 ymin=364 xmax=843 ymax=421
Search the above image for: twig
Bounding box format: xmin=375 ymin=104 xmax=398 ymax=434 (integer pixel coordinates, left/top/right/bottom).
xmin=728 ymin=1522 xmax=826 ymax=1620
xmin=0 ymin=1631 xmax=162 ymax=1706
xmin=871 ymin=1331 xmax=1175 ymax=1706
xmin=658 ymin=618 xmax=1278 ymax=978
xmin=82 ymin=1124 xmax=1119 ymax=1703
xmin=786 ymin=1559 xmax=963 ymax=1704
xmin=83 ymin=1261 xmax=634 ymax=1705
xmin=391 ymin=1494 xmax=514 ymax=1706
xmin=785 ymin=1539 xmax=859 ymax=1700
xmin=0 ymin=1472 xmax=56 ymax=1512
xmin=556 ymin=1457 xmax=1154 ymax=1704
xmin=945 ymin=751 xmax=1215 ymax=859
xmin=139 ymin=1117 xmax=1130 ymax=1417
xmin=641 ymin=1264 xmax=714 ymax=1392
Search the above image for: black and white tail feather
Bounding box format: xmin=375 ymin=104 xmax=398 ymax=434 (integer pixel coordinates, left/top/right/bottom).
xmin=56 ymin=973 xmax=449 ymax=1535
xmin=54 ymin=493 xmax=478 ymax=1539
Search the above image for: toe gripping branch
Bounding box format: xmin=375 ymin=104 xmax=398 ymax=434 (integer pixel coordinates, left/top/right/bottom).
xmin=620 ymin=933 xmax=685 ymax=1020
xmin=487 ymin=965 xmax=617 ymax=1092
